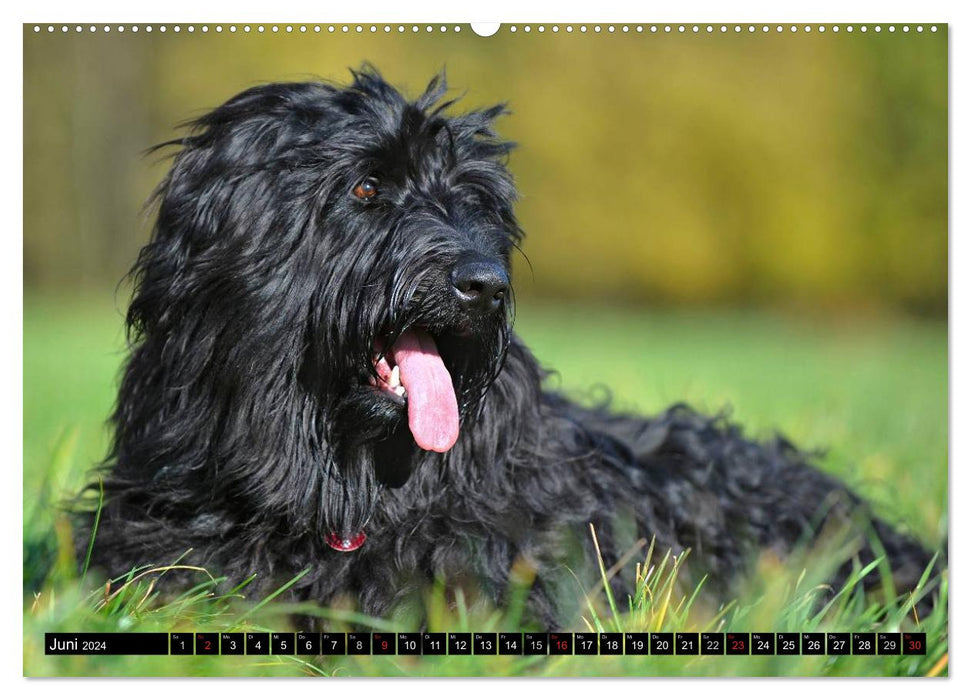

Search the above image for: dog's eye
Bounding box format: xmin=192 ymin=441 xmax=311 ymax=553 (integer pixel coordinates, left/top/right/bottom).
xmin=352 ymin=177 xmax=379 ymax=201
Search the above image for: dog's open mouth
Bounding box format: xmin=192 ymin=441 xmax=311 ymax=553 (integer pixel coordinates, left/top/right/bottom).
xmin=371 ymin=327 xmax=460 ymax=453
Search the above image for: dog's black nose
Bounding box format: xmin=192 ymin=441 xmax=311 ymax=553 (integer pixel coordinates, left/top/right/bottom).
xmin=451 ymin=260 xmax=509 ymax=313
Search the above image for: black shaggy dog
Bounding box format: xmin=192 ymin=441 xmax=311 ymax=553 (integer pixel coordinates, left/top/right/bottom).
xmin=80 ymin=67 xmax=939 ymax=627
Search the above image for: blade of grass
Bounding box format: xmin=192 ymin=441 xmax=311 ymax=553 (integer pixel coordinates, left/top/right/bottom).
xmin=229 ymin=567 xmax=310 ymax=628
xmin=588 ymin=524 xmax=622 ymax=631
xmin=80 ymin=476 xmax=104 ymax=579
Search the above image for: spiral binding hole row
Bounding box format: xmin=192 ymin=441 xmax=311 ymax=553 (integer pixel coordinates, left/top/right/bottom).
xmin=31 ymin=24 xmax=940 ymax=35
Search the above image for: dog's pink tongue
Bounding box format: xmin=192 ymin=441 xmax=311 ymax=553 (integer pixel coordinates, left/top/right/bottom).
xmin=391 ymin=328 xmax=459 ymax=452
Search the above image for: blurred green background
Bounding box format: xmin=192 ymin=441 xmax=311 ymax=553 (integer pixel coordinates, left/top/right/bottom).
xmin=23 ymin=25 xmax=948 ymax=676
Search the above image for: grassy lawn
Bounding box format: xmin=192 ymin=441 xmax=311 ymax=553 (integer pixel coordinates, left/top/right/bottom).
xmin=23 ymin=295 xmax=948 ymax=677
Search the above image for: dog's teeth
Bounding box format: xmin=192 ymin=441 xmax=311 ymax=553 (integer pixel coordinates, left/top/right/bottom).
xmin=389 ymin=365 xmax=400 ymax=388
xmin=394 ymin=386 xmax=406 ymax=397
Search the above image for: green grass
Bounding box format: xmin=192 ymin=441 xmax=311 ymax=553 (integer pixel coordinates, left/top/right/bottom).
xmin=23 ymin=295 xmax=948 ymax=677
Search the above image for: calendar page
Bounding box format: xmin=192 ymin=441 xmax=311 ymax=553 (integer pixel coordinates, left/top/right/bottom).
xmin=22 ymin=20 xmax=948 ymax=678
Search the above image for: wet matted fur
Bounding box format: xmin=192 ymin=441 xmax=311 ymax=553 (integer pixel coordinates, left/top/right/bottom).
xmin=78 ymin=67 xmax=941 ymax=627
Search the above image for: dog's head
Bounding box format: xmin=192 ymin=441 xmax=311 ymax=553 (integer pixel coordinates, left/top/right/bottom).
xmin=128 ymin=67 xmax=522 ymax=545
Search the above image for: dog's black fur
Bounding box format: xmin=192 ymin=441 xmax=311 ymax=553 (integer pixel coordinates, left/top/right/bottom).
xmin=79 ymin=67 xmax=939 ymax=627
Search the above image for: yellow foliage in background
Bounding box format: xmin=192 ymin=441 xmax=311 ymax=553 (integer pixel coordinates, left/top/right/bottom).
xmin=23 ymin=26 xmax=947 ymax=313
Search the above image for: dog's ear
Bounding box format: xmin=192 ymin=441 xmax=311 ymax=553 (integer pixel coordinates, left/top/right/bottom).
xmin=348 ymin=63 xmax=402 ymax=103
xmin=447 ymin=102 xmax=516 ymax=164
xmin=130 ymin=82 xmax=342 ymax=342
xmin=417 ymin=68 xmax=448 ymax=110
